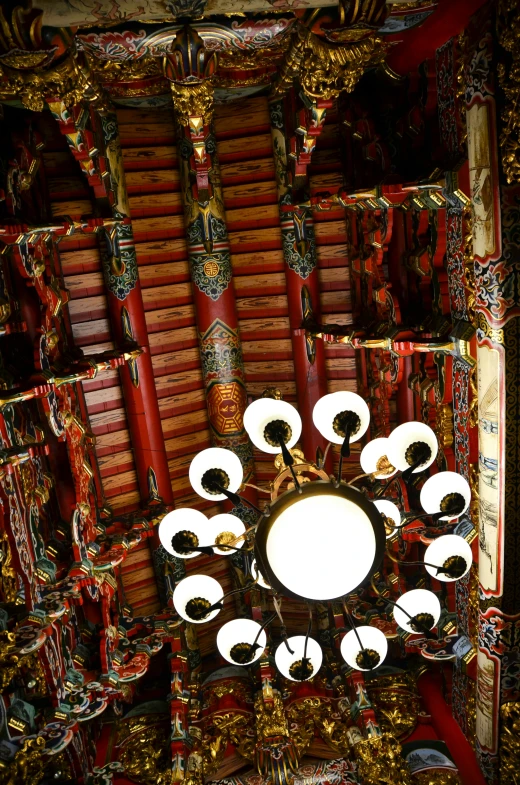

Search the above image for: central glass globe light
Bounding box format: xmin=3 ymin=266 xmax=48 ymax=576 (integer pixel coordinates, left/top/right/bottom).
xmin=254 ymin=481 xmax=386 ymax=602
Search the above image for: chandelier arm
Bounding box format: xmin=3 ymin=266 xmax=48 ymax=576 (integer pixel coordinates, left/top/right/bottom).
xmin=282 ymin=635 xmax=295 ymax=655
xmin=401 ymin=511 xmax=459 ymax=527
xmin=336 ymin=452 xmax=344 ymax=486
xmin=208 ymin=582 xmax=256 ymax=612
xmin=373 ymin=477 xmax=398 ymax=498
xmin=205 ymin=543 xmax=243 ymax=552
xmin=302 ymin=604 xmax=313 ymax=664
xmin=288 ymin=462 xmax=302 ymax=492
xmin=401 ymin=461 xmax=424 ymax=483
xmin=430 ymin=509 xmax=460 ymax=523
xmin=338 ymin=409 xmax=361 ymax=462
xmin=247 ymin=612 xmax=277 ymax=658
xmin=340 ymin=432 xmax=351 ymax=460
xmin=401 ymin=445 xmax=432 ymax=483
xmin=385 ymin=548 xmax=445 ymax=573
xmin=369 ymin=577 xmax=436 ymax=639
xmin=401 ymin=511 xmax=432 ymax=523
xmin=242 ymin=482 xmax=272 ymax=494
xmin=336 ymin=418 xmax=363 ymax=485
xmin=276 ymin=434 xmax=302 ymax=492
xmin=318 ymin=440 xmax=333 ymax=469
xmin=177 ymin=542 xmax=244 ymax=557
xmin=273 ymin=596 xmax=295 ymax=655
xmin=347 ymin=473 xmax=371 ymax=486
xmin=173 ymin=531 xmax=252 ymax=557
xmin=277 ymin=433 xmax=295 ymax=468
xmin=342 ymin=600 xmax=375 ymax=671
xmin=211 ymin=482 xmax=265 ymax=515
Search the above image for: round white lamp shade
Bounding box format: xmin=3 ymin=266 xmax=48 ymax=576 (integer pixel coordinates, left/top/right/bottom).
xmin=261 ymin=485 xmax=383 ymax=601
xmin=424 ymin=535 xmax=473 ymax=583
xmin=209 ymin=514 xmax=246 ymax=556
xmin=373 ymin=500 xmax=402 ymax=539
xmin=158 ymin=508 xmax=209 ymax=558
xmin=360 ymin=438 xmax=397 ymax=479
xmin=420 ymin=472 xmax=471 ymax=520
xmin=244 ymin=398 xmax=302 ymax=454
xmin=340 ymin=626 xmax=388 ymax=671
xmin=251 ymin=559 xmax=272 ymax=590
xmin=217 ymin=619 xmax=266 ymax=665
xmin=393 ymin=589 xmax=441 ymax=634
xmin=173 ymin=575 xmax=223 ymax=624
xmin=275 ymin=635 xmax=323 ymax=681
xmin=387 ymin=421 xmax=438 ymax=473
xmin=189 ymin=447 xmax=243 ymax=502
xmin=312 ymin=391 xmax=370 ymax=445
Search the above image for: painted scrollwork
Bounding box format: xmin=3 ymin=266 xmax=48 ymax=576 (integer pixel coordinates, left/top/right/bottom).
xmin=191 ymin=252 xmax=232 ymax=300
xmin=281 ymin=221 xmax=317 ymax=280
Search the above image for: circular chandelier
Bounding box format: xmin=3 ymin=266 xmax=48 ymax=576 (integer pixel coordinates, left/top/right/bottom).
xmin=159 ymin=390 xmax=472 ymax=679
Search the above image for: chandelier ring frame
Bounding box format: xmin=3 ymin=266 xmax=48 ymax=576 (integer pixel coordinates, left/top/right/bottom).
xmin=254 ymin=479 xmax=387 ymax=603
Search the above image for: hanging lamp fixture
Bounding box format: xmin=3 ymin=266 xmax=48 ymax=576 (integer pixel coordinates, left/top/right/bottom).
xmin=159 ymin=389 xmax=473 ymax=678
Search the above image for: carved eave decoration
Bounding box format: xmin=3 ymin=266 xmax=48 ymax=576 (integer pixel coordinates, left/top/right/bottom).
xmin=0 ymin=3 xmax=391 ymax=108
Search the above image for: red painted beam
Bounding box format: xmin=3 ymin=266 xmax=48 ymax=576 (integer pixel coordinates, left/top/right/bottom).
xmin=418 ymin=671 xmax=486 ymax=785
xmin=387 ymin=0 xmax=490 ymax=76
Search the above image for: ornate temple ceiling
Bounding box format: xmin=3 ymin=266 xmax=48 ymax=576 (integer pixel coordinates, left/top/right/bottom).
xmin=1 ymin=0 xmax=515 ymax=783
xmin=39 ymin=91 xmax=356 ymax=641
xmin=0 ymin=0 xmax=484 ymax=678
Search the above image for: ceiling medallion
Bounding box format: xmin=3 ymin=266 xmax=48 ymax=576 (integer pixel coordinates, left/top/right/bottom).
xmin=159 ymin=389 xmax=472 ymax=680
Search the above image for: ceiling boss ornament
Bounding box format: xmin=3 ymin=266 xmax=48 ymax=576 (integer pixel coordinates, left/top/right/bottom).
xmin=159 ymin=388 xmax=474 ymax=680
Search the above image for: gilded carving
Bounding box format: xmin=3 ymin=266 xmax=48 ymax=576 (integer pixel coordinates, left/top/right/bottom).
xmin=353 ymin=735 xmax=414 ymax=785
xmin=298 ymin=31 xmax=386 ymax=100
xmin=171 ymin=80 xmax=214 ymax=125
xmin=466 ymin=682 xmax=477 ymax=750
xmin=88 ymin=55 xmax=162 ymax=83
xmin=497 ymin=0 xmax=520 ymax=183
xmin=500 ymin=702 xmax=520 ymax=784
xmin=435 ymin=403 xmax=454 ymax=451
xmin=0 ymin=736 xmax=45 ymax=785
xmin=0 ymin=54 xmax=104 ymax=112
xmin=0 ymin=531 xmax=17 ymax=603
xmin=118 ymin=717 xmax=171 ymax=785
xmin=24 ymin=653 xmax=47 ymax=697
xmin=271 ymin=27 xmax=386 ymax=101
xmin=463 ymin=205 xmax=476 ymax=323
xmin=286 ymin=697 xmax=351 ymax=756
xmin=413 ymin=771 xmax=463 ymax=784
xmin=206 ymin=712 xmax=254 ymax=771
xmin=367 ymin=673 xmax=421 ymax=741
xmin=0 ymin=631 xmax=30 ymax=690
xmin=255 ymin=692 xmax=289 ymax=740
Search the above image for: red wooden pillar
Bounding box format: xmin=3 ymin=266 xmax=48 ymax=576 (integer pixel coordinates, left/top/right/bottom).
xmin=48 ymin=99 xmax=174 ymax=512
xmin=397 ymin=356 xmax=415 ymax=425
xmin=164 ymin=59 xmax=256 ymax=501
xmin=269 ymin=93 xmax=330 ymax=463
xmin=418 ymin=672 xmax=486 ymax=785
